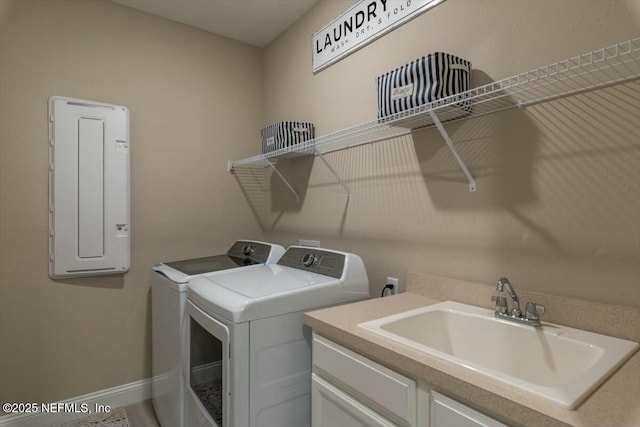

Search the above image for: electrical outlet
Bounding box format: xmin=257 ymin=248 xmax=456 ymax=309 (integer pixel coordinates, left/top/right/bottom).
xmin=386 ymin=276 xmax=399 ymax=295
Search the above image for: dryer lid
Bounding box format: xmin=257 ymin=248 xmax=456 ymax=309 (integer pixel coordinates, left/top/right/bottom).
xmin=151 ymin=240 xmax=285 ymax=283
xmin=188 ymin=265 xmax=343 ymax=322
xmin=207 ymin=264 xmax=336 ymax=298
xmin=164 ymin=254 xmax=254 ymax=276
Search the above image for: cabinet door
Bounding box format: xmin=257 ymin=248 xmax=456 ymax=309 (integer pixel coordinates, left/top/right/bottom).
xmin=431 ymin=391 xmax=508 ymax=427
xmin=312 ymin=374 xmax=398 ymax=427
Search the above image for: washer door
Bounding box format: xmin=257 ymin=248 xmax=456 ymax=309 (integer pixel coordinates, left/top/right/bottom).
xmin=186 ymin=301 xmax=230 ymax=427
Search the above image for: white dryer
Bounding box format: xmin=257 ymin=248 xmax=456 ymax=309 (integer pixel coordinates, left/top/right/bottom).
xmin=151 ymin=240 xmax=285 ymax=427
xmin=185 ymin=246 xmax=370 ymax=427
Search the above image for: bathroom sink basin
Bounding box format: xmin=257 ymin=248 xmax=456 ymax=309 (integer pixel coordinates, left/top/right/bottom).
xmin=358 ymin=301 xmax=638 ymax=409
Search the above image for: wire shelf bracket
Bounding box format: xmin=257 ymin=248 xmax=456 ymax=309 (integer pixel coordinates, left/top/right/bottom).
xmin=265 ymin=158 xmax=300 ymax=201
xmin=428 ymin=111 xmax=477 ymax=192
xmin=314 ymin=149 xmax=352 ymax=199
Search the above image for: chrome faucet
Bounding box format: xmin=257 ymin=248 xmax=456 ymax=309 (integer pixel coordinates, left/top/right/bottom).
xmin=497 ymin=277 xmax=520 ymax=316
xmin=492 ymin=277 xmax=545 ymax=327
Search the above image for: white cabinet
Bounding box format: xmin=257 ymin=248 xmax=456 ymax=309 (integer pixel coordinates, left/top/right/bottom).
xmin=312 ymin=374 xmax=398 ymax=427
xmin=311 ymin=333 xmax=508 ymax=427
xmin=430 ymin=391 xmax=508 ymax=427
xmin=312 ymin=334 xmax=417 ymax=427
xmin=313 ymin=334 xmax=417 ymax=426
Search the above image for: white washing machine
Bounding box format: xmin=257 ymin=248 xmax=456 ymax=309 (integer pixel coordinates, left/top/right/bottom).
xmin=151 ymin=240 xmax=285 ymax=427
xmin=185 ymin=246 xmax=370 ymax=427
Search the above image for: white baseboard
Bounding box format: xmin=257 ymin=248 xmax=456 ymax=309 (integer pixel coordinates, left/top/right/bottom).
xmin=0 ymin=378 xmax=152 ymax=427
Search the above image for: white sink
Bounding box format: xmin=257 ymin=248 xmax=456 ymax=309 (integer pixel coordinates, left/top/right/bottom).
xmin=359 ymin=301 xmax=638 ymax=409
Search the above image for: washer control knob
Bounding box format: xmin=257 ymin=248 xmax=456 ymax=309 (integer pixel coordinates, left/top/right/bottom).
xmin=302 ymin=253 xmax=316 ymax=267
xmin=242 ymin=245 xmax=255 ymax=256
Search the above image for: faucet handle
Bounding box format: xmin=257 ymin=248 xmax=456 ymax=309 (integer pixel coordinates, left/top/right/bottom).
xmin=525 ymin=302 xmax=545 ymax=321
xmin=491 ymin=296 xmax=508 ymax=314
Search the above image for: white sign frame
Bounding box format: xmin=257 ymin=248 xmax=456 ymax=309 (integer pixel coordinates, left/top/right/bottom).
xmin=312 ymin=0 xmax=446 ymax=73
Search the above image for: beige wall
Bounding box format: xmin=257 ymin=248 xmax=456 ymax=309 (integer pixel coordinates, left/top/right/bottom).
xmin=0 ymin=0 xmax=263 ymax=404
xmin=0 ymin=0 xmax=639 ymax=410
xmin=260 ymin=0 xmax=640 ymax=306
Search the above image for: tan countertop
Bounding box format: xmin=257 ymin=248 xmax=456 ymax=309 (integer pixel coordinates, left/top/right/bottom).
xmin=304 ymin=292 xmax=640 ymax=427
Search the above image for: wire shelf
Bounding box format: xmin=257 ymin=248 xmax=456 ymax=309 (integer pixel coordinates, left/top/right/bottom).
xmin=230 ymin=37 xmax=640 ymax=170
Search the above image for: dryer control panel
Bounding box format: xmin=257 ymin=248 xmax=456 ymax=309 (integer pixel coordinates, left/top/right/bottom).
xmin=277 ymin=247 xmax=345 ymax=279
xmin=227 ymin=240 xmax=274 ymax=263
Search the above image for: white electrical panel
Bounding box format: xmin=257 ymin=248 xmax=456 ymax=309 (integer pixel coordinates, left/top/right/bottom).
xmin=48 ymin=96 xmax=130 ymax=279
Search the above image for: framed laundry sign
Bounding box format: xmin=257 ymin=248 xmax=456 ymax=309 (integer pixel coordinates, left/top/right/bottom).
xmin=312 ymin=0 xmax=446 ymax=73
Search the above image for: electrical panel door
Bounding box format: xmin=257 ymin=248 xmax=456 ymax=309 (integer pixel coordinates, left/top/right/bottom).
xmin=48 ymin=96 xmax=130 ymax=279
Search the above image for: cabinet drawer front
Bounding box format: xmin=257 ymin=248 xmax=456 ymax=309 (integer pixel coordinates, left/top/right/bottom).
xmin=313 ymin=334 xmax=416 ymax=427
xmin=312 ymin=374 xmax=398 ymax=427
xmin=431 ymin=391 xmax=508 ymax=427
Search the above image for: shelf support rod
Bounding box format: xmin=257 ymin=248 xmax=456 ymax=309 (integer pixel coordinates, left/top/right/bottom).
xmin=314 ymin=149 xmax=352 ymax=199
xmin=428 ymin=110 xmax=477 ymax=192
xmin=264 ymin=158 xmax=300 ymax=201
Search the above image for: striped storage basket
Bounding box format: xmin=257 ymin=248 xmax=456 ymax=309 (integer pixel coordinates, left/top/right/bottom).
xmin=261 ymin=121 xmax=315 ymax=155
xmin=377 ymin=52 xmax=471 ymax=123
